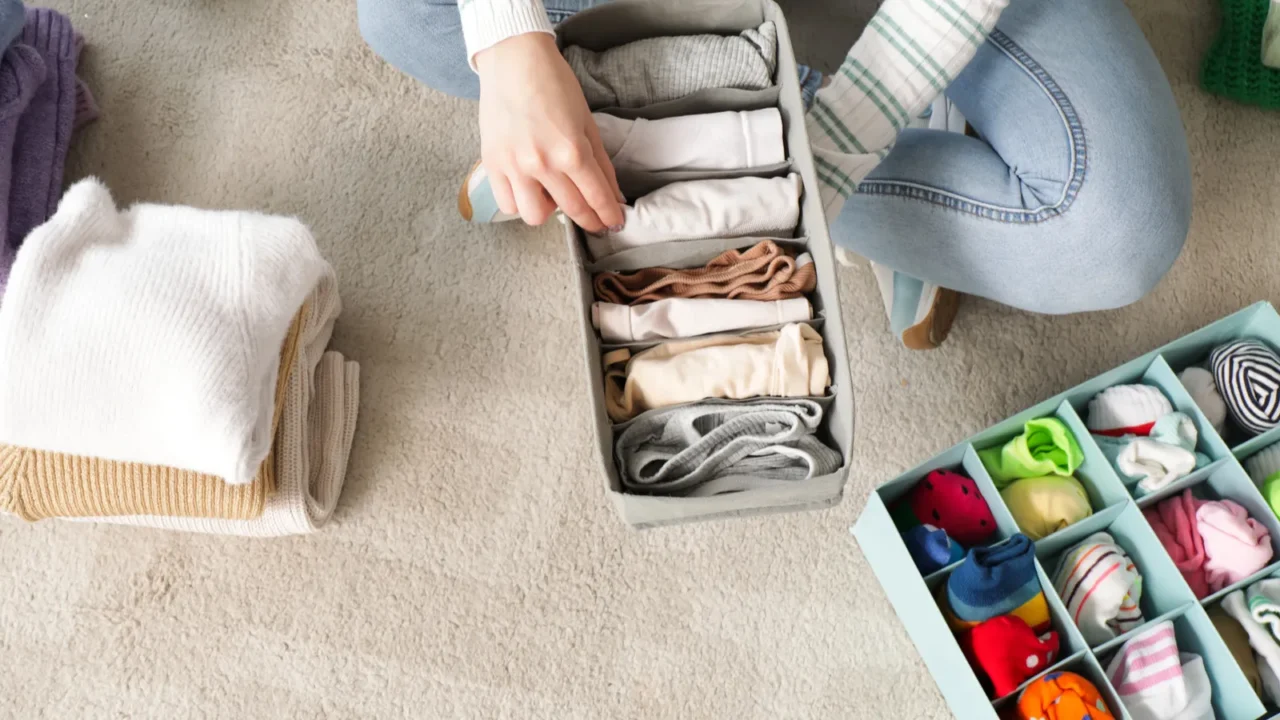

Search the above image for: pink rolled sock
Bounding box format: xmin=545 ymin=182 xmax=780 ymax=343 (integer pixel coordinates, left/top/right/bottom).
xmin=1197 ymin=499 xmax=1274 ymax=592
xmin=1143 ymin=490 xmax=1210 ymax=599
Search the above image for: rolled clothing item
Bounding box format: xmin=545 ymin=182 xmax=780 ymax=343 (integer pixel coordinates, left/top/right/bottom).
xmin=0 ymin=301 xmax=309 ymax=521
xmin=1197 ymin=499 xmax=1273 ymax=592
xmin=901 ymin=524 xmax=965 ymax=574
xmin=1105 ymin=621 xmax=1213 ymax=720
xmin=613 ymin=398 xmax=840 ymax=496
xmin=891 ymin=468 xmax=997 ymax=547
xmin=1179 ymin=367 xmax=1228 ymax=434
xmin=943 ymin=534 xmax=1050 ymax=633
xmin=1211 ymin=340 xmax=1280 ymax=435
xmin=1245 ymin=440 xmax=1280 ymax=517
xmin=1208 ymin=603 xmax=1263 ymax=697
xmin=585 ymin=174 xmax=803 ymax=259
xmin=1017 ymin=671 xmax=1117 ymax=720
xmin=1052 ymin=532 xmax=1145 ymax=646
xmin=0 ymin=178 xmax=329 ymax=486
xmin=594 ymin=108 xmax=785 ymax=172
xmin=1087 ymin=384 xmax=1174 ymax=437
xmin=958 ymin=615 xmax=1059 ymax=698
xmin=563 ymin=22 xmax=777 ymax=109
xmin=978 ymin=417 xmax=1084 ymax=489
xmin=1144 ymin=489 xmax=1211 ymax=598
xmin=593 ymin=239 xmax=815 ymax=304
xmin=1222 ymin=589 xmax=1280 ymax=705
xmin=0 ymin=43 xmax=44 ymax=293
xmin=1000 ymin=475 xmax=1092 ymax=541
xmin=1249 ymin=578 xmax=1280 ymax=642
xmin=592 ymin=297 xmax=811 ymax=343
xmin=73 ymin=276 xmax=359 ymax=536
xmin=1 ymin=0 xmax=23 ymax=49
xmin=603 ymin=322 xmax=828 ymax=422
xmin=1092 ymin=412 xmax=1208 ymax=495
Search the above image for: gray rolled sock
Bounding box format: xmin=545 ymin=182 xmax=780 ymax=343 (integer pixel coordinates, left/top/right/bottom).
xmin=564 ymin=21 xmax=777 ymax=109
xmin=615 ymin=398 xmax=841 ymax=496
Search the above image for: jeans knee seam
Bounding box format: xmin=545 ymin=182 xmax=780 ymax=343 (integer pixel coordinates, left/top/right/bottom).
xmin=855 ymin=29 xmax=1088 ymax=225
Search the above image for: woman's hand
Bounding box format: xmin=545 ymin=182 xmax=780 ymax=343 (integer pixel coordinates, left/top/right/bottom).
xmin=476 ymin=33 xmax=624 ymax=233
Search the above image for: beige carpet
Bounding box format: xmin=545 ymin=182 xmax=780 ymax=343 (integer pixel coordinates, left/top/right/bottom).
xmin=2 ymin=1 xmax=1277 ymax=717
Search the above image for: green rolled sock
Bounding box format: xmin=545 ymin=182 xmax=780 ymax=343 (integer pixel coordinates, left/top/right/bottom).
xmin=979 ymin=418 xmax=1084 ymax=490
xmin=1202 ymin=0 xmax=1280 ymax=107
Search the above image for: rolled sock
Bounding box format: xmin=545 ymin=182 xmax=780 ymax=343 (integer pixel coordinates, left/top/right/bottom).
xmin=585 ymin=174 xmax=802 ymax=259
xmin=1000 ymin=475 xmax=1093 ymax=541
xmin=1018 ymin=671 xmax=1117 ymax=720
xmin=1197 ymin=499 xmax=1273 ymax=591
xmin=0 ymin=178 xmax=329 ymax=485
xmin=1223 ymin=589 xmax=1280 ymax=705
xmin=901 ymin=524 xmax=964 ymax=574
xmin=593 ymin=108 xmax=785 ymax=172
xmin=612 ymin=398 xmax=841 ymax=496
xmin=1105 ymin=621 xmax=1199 ymax=720
xmin=1053 ymin=532 xmax=1145 ymax=645
xmin=1087 ymin=384 xmax=1174 ymax=437
xmin=8 ymin=8 xmax=82 ymax=250
xmin=943 ymin=534 xmax=1050 ymax=633
xmin=1245 ymin=441 xmax=1280 ymax=517
xmin=1144 ymin=490 xmax=1211 ymax=599
xmin=978 ymin=417 xmax=1084 ymax=489
xmin=564 ymin=22 xmax=777 ymax=109
xmin=1249 ymin=578 xmax=1280 ymax=637
xmin=593 ymin=240 xmax=815 ymax=304
xmin=958 ymin=615 xmax=1059 ymax=698
xmin=0 ymin=0 xmax=21 ymax=49
xmin=1211 ymin=340 xmax=1280 ymax=435
xmin=1092 ymin=412 xmax=1206 ymax=495
xmin=0 ymin=43 xmax=45 ymax=294
xmin=1179 ymin=367 xmax=1228 ymax=434
xmin=602 ymin=322 xmax=829 ymax=422
xmin=591 ymin=297 xmax=811 ymax=343
xmin=893 ymin=469 xmax=997 ymax=547
xmin=1208 ymin=604 xmax=1263 ymax=696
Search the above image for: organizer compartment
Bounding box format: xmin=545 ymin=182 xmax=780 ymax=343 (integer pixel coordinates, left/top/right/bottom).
xmin=854 ymin=303 xmax=1280 ymax=719
xmin=561 ymin=0 xmax=853 ymax=528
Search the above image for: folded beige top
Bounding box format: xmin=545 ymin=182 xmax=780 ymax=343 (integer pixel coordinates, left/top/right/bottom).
xmin=603 ymin=323 xmax=829 ymax=422
xmin=0 ymin=302 xmax=308 ymax=522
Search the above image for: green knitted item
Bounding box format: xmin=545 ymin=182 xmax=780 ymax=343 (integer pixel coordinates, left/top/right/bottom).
xmin=1202 ymin=0 xmax=1280 ymax=108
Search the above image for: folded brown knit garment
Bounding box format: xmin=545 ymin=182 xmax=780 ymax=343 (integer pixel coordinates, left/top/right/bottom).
xmin=593 ymin=240 xmax=816 ymax=304
xmin=0 ymin=306 xmax=306 ymax=522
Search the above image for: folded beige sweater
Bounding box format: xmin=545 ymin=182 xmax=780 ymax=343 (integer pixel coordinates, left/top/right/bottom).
xmin=603 ymin=323 xmax=829 ymax=422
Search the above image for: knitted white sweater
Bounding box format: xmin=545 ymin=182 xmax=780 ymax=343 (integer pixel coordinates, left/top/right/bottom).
xmin=0 ymin=178 xmax=329 ymax=485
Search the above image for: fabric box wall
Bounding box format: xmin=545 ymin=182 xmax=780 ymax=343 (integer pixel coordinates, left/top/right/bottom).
xmin=854 ymin=302 xmax=1280 ymax=720
xmin=559 ymin=0 xmax=855 ymax=528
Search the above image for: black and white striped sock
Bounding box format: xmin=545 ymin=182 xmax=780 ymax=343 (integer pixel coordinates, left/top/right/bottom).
xmin=1211 ymin=340 xmax=1280 ymax=435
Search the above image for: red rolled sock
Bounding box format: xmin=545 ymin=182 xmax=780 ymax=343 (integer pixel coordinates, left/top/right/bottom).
xmin=959 ymin=614 xmax=1060 ymax=698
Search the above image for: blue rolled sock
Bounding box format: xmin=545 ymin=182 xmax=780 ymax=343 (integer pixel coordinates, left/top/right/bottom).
xmin=902 ymin=524 xmax=963 ymax=574
xmin=947 ymin=534 xmax=1041 ymax=623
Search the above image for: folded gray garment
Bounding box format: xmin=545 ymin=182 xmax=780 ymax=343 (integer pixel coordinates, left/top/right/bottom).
xmin=564 ymin=22 xmax=777 ymax=109
xmin=615 ymin=398 xmax=841 ymax=497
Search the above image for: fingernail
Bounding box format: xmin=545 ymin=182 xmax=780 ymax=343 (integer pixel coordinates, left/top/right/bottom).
xmin=608 ymin=224 xmax=624 ymax=233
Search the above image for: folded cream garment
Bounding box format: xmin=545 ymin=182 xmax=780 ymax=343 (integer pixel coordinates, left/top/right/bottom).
xmin=585 ymin=174 xmax=802 ymax=259
xmin=592 ymin=297 xmax=811 ymax=343
xmin=76 ymin=273 xmax=359 ymax=537
xmin=0 ymin=178 xmax=328 ymax=485
xmin=603 ymin=322 xmax=828 ymax=422
xmin=594 ymin=108 xmax=785 ymax=172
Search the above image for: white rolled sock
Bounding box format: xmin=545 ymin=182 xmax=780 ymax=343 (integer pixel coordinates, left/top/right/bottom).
xmin=586 ymin=174 xmax=802 ymax=259
xmin=592 ymin=297 xmax=811 ymax=343
xmin=0 ymin=178 xmax=329 ymax=485
xmin=1224 ymin=589 xmax=1280 ymax=705
xmin=594 ymin=108 xmax=786 ymax=172
xmin=1246 ymin=441 xmax=1280 ymax=486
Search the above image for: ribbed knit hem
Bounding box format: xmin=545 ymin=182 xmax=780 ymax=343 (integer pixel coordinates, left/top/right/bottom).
xmin=22 ymin=7 xmax=76 ymax=58
xmin=459 ymin=0 xmax=554 ymax=71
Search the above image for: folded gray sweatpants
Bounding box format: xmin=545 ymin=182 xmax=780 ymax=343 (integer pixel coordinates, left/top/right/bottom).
xmin=615 ymin=398 xmax=841 ymax=497
xmin=564 ymin=21 xmax=778 ymax=109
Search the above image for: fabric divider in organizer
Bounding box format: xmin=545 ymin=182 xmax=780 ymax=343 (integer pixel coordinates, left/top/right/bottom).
xmin=560 ymin=0 xmax=852 ymax=528
xmin=614 ymin=161 xmax=793 ymax=199
xmin=599 ymin=316 xmax=825 ymax=351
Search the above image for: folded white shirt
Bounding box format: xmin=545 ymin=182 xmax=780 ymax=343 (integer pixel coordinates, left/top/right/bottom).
xmin=594 ymin=108 xmax=786 ymax=172
xmin=592 ymin=297 xmax=811 ymax=343
xmin=586 ymin=173 xmax=802 ymax=259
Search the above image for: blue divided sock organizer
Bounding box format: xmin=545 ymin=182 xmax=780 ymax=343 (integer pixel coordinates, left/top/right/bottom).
xmin=853 ymin=302 xmax=1280 ymax=720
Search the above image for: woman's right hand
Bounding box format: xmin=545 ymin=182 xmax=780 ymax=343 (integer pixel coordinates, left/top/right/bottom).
xmin=475 ymin=33 xmax=624 ymax=233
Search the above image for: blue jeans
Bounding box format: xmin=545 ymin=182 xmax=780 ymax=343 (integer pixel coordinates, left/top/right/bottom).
xmin=358 ymin=0 xmax=1190 ymax=315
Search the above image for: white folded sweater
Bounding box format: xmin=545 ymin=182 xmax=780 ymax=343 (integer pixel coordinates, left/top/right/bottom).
xmin=0 ymin=178 xmax=329 ymax=485
xmin=586 ymin=173 xmax=802 ymax=259
xmin=594 ymin=108 xmax=785 ymax=173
